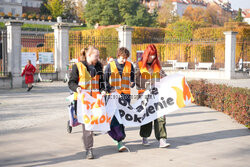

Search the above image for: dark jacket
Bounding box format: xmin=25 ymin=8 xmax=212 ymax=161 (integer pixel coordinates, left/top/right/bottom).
xmin=104 ymin=59 xmax=135 ymax=93
xmin=68 ymin=61 xmax=105 ymax=92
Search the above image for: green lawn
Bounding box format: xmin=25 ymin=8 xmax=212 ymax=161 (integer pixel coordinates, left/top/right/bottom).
xmin=0 ymin=22 xmax=4 ymax=28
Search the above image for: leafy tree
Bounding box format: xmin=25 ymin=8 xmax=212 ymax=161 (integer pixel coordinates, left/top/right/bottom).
xmin=99 ymin=0 xmax=121 ymax=25
xmin=63 ymin=0 xmax=77 ymax=20
xmin=183 ymin=6 xmax=207 ymax=22
xmin=151 ymin=8 xmax=159 ymax=27
xmin=118 ymin=0 xmax=140 ymax=24
xmin=40 ymin=0 xmax=51 ymax=15
xmin=134 ymin=5 xmax=153 ymax=26
xmin=45 ymin=0 xmax=64 ymax=19
xmin=84 ymin=0 xmax=156 ymax=27
xmin=235 ymin=8 xmax=244 ymax=22
xmin=75 ymin=1 xmax=86 ymax=22
xmin=183 ymin=6 xmax=231 ymax=26
xmin=157 ymin=0 xmax=174 ymax=27
xmin=165 ymin=19 xmax=202 ymax=40
xmin=85 ymin=0 xmax=121 ymax=26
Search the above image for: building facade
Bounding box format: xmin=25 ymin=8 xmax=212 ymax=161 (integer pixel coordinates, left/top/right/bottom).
xmin=242 ymin=9 xmax=250 ymax=25
xmin=0 ymin=0 xmax=23 ymax=16
xmin=22 ymin=0 xmax=43 ymax=14
xmin=22 ymin=0 xmax=43 ymax=8
xmin=172 ymin=0 xmax=207 ymax=17
xmin=143 ymin=0 xmax=233 ymax=17
xmin=0 ymin=0 xmax=43 ymax=15
xmin=143 ymin=0 xmax=207 ymax=16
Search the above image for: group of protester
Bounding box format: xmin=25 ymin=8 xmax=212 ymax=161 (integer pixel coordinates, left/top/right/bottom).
xmin=68 ymin=44 xmax=170 ymax=159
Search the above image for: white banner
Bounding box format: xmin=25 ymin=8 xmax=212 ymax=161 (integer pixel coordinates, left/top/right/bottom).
xmin=77 ymin=74 xmax=193 ymax=131
xmin=77 ymin=92 xmax=115 ymax=132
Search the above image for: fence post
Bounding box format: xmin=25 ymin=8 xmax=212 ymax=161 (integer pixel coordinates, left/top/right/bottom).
xmin=116 ymin=25 xmax=134 ymax=61
xmin=5 ymin=21 xmax=23 ymax=88
xmin=223 ymin=31 xmax=238 ymax=79
xmin=52 ymin=23 xmax=69 ymax=80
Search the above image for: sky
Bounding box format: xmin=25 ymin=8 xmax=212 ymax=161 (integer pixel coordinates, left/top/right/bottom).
xmin=229 ymin=0 xmax=250 ymax=10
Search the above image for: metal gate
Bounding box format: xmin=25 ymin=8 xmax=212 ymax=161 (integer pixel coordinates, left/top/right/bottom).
xmin=0 ymin=29 xmax=8 ymax=77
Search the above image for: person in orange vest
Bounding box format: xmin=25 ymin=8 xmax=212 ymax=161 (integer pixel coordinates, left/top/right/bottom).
xmin=68 ymin=46 xmax=105 ymax=159
xmin=135 ymin=44 xmax=170 ymax=148
xmin=104 ymin=47 xmax=135 ymax=152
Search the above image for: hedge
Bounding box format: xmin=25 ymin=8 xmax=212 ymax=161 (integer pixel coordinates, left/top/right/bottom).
xmin=41 ymin=24 xmax=249 ymax=64
xmin=188 ymin=80 xmax=250 ymax=128
xmin=193 ymin=23 xmax=250 ymax=40
xmin=73 ymin=26 xmax=166 ymax=39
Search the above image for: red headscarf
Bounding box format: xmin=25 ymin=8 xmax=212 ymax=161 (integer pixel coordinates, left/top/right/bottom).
xmin=140 ymin=44 xmax=161 ymax=72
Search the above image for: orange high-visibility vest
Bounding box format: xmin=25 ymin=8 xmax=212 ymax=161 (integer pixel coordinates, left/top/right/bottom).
xmin=109 ymin=60 xmax=131 ymax=95
xmin=73 ymin=62 xmax=100 ymax=100
xmin=137 ymin=61 xmax=160 ymax=94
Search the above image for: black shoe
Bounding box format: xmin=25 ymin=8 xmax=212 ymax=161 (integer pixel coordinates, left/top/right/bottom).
xmin=27 ymin=86 xmax=33 ymax=92
xmin=86 ymin=149 xmax=94 ymax=159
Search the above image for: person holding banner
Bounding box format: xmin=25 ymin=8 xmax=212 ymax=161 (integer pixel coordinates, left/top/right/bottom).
xmin=104 ymin=47 xmax=135 ymax=152
xmin=68 ymin=46 xmax=105 ymax=159
xmin=135 ymin=44 xmax=170 ymax=148
xmin=21 ymin=60 xmax=36 ymax=91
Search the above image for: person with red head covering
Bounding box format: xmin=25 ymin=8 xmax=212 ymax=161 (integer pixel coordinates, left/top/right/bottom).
xmin=135 ymin=44 xmax=170 ymax=148
xmin=21 ymin=60 xmax=36 ymax=91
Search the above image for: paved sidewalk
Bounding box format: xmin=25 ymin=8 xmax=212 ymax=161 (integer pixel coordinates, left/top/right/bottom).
xmin=0 ymin=82 xmax=249 ymax=167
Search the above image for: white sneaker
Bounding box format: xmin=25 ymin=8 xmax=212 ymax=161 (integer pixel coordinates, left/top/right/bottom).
xmin=159 ymin=138 xmax=170 ymax=148
xmin=142 ymin=137 xmax=150 ymax=146
xmin=118 ymin=141 xmax=130 ymax=152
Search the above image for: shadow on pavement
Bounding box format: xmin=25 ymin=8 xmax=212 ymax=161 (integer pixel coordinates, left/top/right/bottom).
xmin=0 ymin=128 xmax=249 ymax=167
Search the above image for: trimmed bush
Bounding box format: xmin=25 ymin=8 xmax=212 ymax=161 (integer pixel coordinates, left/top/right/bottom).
xmin=0 ymin=12 xmax=5 ymax=17
xmin=47 ymin=15 xmax=52 ymax=21
xmin=7 ymin=12 xmax=12 ymax=18
xmin=188 ymin=80 xmax=250 ymax=128
xmin=22 ymin=13 xmax=27 ymax=18
xmin=28 ymin=14 xmax=33 ymax=20
xmin=193 ymin=24 xmax=250 ymax=40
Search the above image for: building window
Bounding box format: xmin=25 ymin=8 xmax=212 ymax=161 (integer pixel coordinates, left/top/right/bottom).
xmin=11 ymin=8 xmax=16 ymax=15
xmin=0 ymin=8 xmax=4 ymax=13
xmin=11 ymin=0 xmax=16 ymax=3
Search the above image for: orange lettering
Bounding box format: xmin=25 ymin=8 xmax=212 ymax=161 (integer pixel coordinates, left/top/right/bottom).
xmin=90 ymin=102 xmax=95 ymax=109
xmin=84 ymin=115 xmax=90 ymax=124
xmin=99 ymin=115 xmax=106 ymax=123
xmin=91 ymin=115 xmax=99 ymax=124
xmin=106 ymin=113 xmax=111 ymax=124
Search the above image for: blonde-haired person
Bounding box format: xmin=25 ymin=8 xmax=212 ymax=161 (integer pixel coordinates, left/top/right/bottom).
xmin=68 ymin=46 xmax=105 ymax=159
xmin=78 ymin=48 xmax=86 ymax=62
